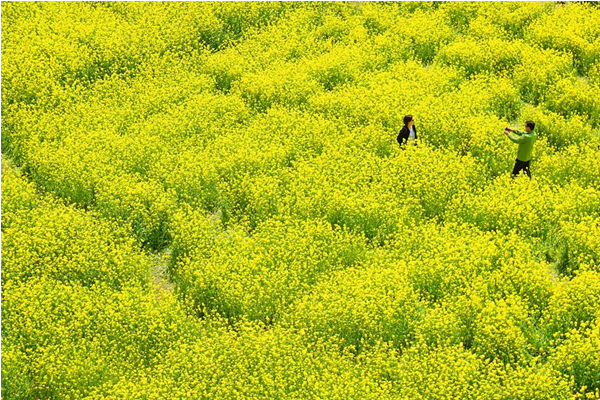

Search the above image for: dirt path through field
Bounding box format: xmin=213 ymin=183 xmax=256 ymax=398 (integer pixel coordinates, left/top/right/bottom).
xmin=151 ymin=246 xmax=175 ymax=302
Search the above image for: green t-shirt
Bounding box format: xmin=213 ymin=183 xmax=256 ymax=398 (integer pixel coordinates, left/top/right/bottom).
xmin=508 ymin=129 xmax=537 ymax=162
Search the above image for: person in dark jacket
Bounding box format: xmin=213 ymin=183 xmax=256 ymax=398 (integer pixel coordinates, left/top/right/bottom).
xmin=397 ymin=115 xmax=418 ymax=148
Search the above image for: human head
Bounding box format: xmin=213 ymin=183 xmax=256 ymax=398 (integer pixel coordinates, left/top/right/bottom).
xmin=404 ymin=115 xmax=414 ymax=127
xmin=525 ymin=120 xmax=535 ymax=132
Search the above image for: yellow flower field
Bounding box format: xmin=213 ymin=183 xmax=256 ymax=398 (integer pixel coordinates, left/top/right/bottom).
xmin=1 ymin=2 xmax=600 ymax=398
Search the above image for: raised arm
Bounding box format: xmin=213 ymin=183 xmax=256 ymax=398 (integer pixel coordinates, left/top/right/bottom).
xmin=507 ymin=129 xmax=527 ymax=143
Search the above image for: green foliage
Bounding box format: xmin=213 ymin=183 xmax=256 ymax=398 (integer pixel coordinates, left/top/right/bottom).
xmin=3 ymin=2 xmax=600 ymax=398
xmin=284 ymin=259 xmax=424 ymax=350
xmin=173 ymin=216 xmax=368 ymax=323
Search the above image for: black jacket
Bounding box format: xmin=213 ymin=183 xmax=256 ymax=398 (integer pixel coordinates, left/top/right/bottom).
xmin=397 ymin=125 xmax=417 ymax=146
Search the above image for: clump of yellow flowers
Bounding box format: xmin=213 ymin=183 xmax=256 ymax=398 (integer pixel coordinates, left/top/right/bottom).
xmin=2 ymin=2 xmax=600 ymax=399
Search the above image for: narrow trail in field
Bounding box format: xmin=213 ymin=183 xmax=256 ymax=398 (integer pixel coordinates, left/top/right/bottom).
xmin=2 ymin=156 xmax=22 ymax=175
xmin=149 ymin=208 xmax=223 ymax=303
xmin=151 ymin=246 xmax=175 ymax=302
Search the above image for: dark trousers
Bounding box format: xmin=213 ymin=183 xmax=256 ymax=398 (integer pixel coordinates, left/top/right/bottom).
xmin=511 ymin=158 xmax=531 ymax=178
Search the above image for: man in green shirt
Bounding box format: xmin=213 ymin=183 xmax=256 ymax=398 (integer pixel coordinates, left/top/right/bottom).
xmin=504 ymin=120 xmax=537 ymax=178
